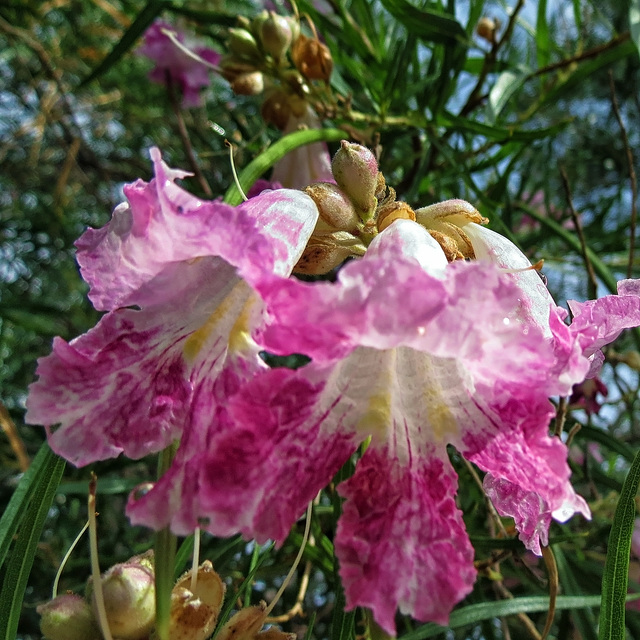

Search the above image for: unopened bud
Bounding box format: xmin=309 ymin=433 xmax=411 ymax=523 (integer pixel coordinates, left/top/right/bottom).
xmin=219 ymin=57 xmax=259 ymax=83
xmin=231 ymin=71 xmax=264 ymax=96
xmin=260 ymin=12 xmax=294 ymax=61
xmin=294 ymin=231 xmax=364 ymax=275
xmin=331 ymin=140 xmax=379 ymax=217
xmin=92 ymin=562 xmax=155 ymax=640
xmin=476 ymin=17 xmax=497 ymax=44
xmin=304 ymin=183 xmax=359 ymax=232
xmin=38 ymin=594 xmax=101 ymax=640
xmin=377 ymin=201 xmax=416 ymax=232
xmin=227 ymin=28 xmax=261 ymax=59
xmin=292 ymin=34 xmax=333 ymax=81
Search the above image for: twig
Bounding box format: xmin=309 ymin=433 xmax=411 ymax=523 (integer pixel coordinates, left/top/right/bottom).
xmin=559 ymin=165 xmax=598 ymax=299
xmin=460 ymin=0 xmax=526 ymax=117
xmin=608 ymin=70 xmax=637 ymax=278
xmin=265 ymin=560 xmax=312 ymax=623
xmin=553 ymin=396 xmax=568 ymax=437
xmin=166 ymin=73 xmax=213 ymax=197
xmin=540 ymin=547 xmax=559 ymax=640
xmin=493 ymin=582 xmax=542 ymax=640
xmin=0 ymin=402 xmax=29 ymax=471
xmin=565 ymin=422 xmax=582 ymax=448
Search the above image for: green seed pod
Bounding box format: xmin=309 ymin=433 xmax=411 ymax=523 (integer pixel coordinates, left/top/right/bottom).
xmin=38 ymin=594 xmax=101 ymax=640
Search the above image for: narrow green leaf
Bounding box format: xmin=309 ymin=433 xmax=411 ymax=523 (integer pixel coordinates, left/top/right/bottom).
xmin=599 ymin=447 xmax=640 ymax=640
xmin=487 ymin=67 xmax=529 ymax=123
xmin=223 ymin=128 xmax=346 ymax=205
xmin=0 ymin=442 xmax=57 ymax=569
xmin=536 ymin=0 xmax=550 ymax=68
xmin=0 ymin=451 xmax=65 ymax=639
xmin=575 ymin=425 xmax=638 ymax=463
xmin=401 ymin=595 xmax=618 ymax=639
xmin=631 ymin=0 xmax=640 ymax=54
xmin=379 ymin=0 xmax=468 ymax=46
xmin=81 ymin=0 xmax=166 ymax=86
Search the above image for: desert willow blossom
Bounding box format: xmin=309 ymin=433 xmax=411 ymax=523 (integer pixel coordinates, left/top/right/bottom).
xmin=28 ymin=142 xmax=640 ymax=634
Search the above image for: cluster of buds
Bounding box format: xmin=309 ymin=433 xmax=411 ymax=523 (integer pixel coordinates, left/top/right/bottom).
xmin=296 ymin=140 xmax=491 ymax=274
xmin=38 ymin=553 xmax=294 ymax=640
xmin=219 ymin=10 xmax=332 ymax=129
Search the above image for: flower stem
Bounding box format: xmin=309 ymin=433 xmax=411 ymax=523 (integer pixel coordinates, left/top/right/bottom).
xmin=154 ymin=444 xmax=178 ymax=640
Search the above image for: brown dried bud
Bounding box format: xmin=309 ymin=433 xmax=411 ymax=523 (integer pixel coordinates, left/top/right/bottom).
xmin=476 ymin=17 xmax=497 ymax=44
xmin=219 ymin=57 xmax=259 ymax=83
xmin=169 ymin=560 xmax=225 ymax=640
xmin=38 ymin=594 xmax=101 ymax=640
xmin=304 ymin=183 xmax=359 ymax=232
xmin=428 ymin=230 xmax=465 ymax=262
xmin=292 ymin=34 xmax=333 ymax=81
xmin=294 ymin=231 xmax=364 ymax=275
xmin=377 ymin=201 xmax=416 ymax=232
xmin=217 ymin=602 xmax=267 ymax=640
xmin=231 ymin=71 xmax=264 ymax=96
xmin=331 ymin=140 xmax=379 ymax=217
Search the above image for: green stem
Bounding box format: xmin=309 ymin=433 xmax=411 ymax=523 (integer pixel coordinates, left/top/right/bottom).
xmin=154 ymin=444 xmax=178 ymax=640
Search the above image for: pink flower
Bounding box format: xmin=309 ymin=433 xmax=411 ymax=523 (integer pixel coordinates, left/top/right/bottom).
xmin=270 ymin=106 xmax=334 ymax=189
xmin=127 ymin=212 xmax=640 ymax=634
xmin=26 ymin=148 xmax=318 ymax=465
xmin=138 ymin=21 xmax=220 ymax=107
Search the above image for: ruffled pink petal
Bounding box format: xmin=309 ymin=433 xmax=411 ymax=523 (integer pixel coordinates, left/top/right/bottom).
xmin=336 ymin=444 xmax=476 ymax=634
xmin=77 ymin=148 xmax=317 ymax=311
xmin=127 ymin=357 xmax=360 ymax=541
xmin=25 ymin=261 xmax=256 ymax=466
xmin=462 ymin=393 xmax=590 ymax=555
xmin=270 ymin=106 xmax=334 ymax=189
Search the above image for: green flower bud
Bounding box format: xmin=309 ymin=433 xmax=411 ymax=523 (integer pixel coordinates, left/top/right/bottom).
xmin=38 ymin=594 xmax=101 ymax=640
xmin=304 ymin=183 xmax=359 ymax=232
xmin=331 ymin=140 xmax=379 ymax=217
xmin=227 ymin=28 xmax=260 ymax=59
xmin=260 ymin=12 xmax=293 ymax=62
xmin=91 ymin=562 xmax=155 ymax=640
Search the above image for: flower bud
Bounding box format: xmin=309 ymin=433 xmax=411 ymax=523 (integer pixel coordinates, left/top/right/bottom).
xmin=331 ymin=140 xmax=379 ymax=217
xmin=227 ymin=28 xmax=261 ymax=59
xmin=260 ymin=12 xmax=294 ymax=62
xmin=38 ymin=594 xmax=101 ymax=640
xmin=294 ymin=231 xmax=364 ymax=275
xmin=91 ymin=562 xmax=155 ymax=640
xmin=476 ymin=17 xmax=497 ymax=44
xmin=304 ymin=183 xmax=359 ymax=232
xmin=219 ymin=56 xmax=259 ymax=83
xmin=231 ymin=71 xmax=264 ymax=96
xmin=292 ymin=34 xmax=333 ymax=81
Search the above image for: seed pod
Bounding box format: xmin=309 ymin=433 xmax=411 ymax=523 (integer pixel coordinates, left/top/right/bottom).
xmin=260 ymin=12 xmax=294 ymax=61
xmin=291 ymin=34 xmax=333 ymax=81
xmin=231 ymin=71 xmax=264 ymax=96
xmin=227 ymin=28 xmax=261 ymax=59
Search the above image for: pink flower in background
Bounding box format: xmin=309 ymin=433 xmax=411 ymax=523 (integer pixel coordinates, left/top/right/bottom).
xmin=138 ymin=21 xmax=220 ymax=107
xmin=26 ymin=148 xmax=318 ymax=465
xmin=270 ymin=106 xmax=334 ymax=189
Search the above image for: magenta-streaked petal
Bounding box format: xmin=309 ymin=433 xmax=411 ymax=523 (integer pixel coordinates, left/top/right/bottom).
xmin=567 ymin=287 xmax=640 ymax=361
xmin=270 ymin=107 xmax=334 ymax=189
xmin=336 ymin=444 xmax=476 ymax=634
xmin=127 ymin=358 xmax=360 ymax=541
xmin=463 ymin=402 xmax=591 ymax=555
xmin=26 ymin=264 xmax=256 ymax=466
xmin=462 ymin=222 xmax=555 ymax=333
xmin=77 ymin=148 xmax=317 ymax=310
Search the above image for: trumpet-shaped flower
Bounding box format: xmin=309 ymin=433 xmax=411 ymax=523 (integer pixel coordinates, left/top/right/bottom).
xmin=127 ymin=213 xmax=640 ymax=633
xmin=26 ymin=148 xmax=318 ymax=465
xmin=139 ymin=21 xmax=220 ymax=107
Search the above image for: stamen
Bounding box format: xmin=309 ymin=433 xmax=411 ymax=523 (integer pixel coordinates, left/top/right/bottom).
xmin=160 ymin=28 xmax=221 ymax=73
xmin=190 ymin=527 xmax=201 ymax=594
xmin=263 ymin=500 xmax=314 ymax=616
xmin=225 ymin=140 xmax=248 ymax=202
xmin=88 ymin=473 xmax=114 ymax=640
xmin=498 ymin=258 xmax=544 ymax=275
xmin=52 ymin=520 xmax=90 ymax=599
